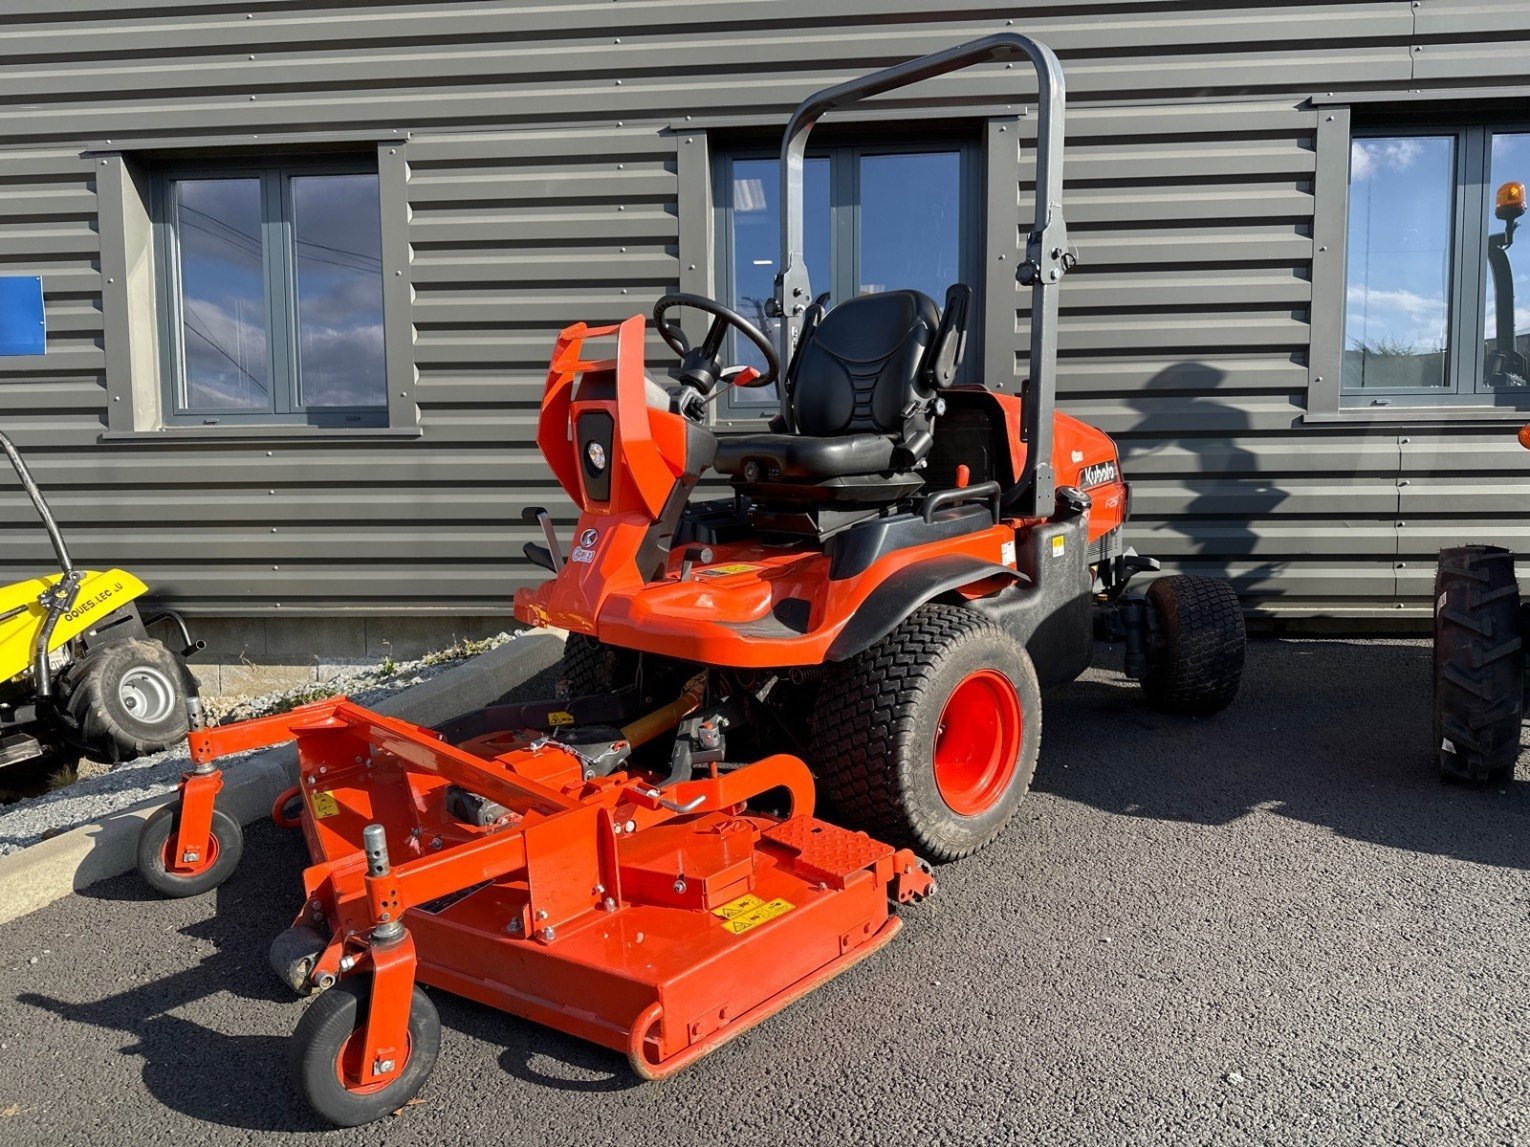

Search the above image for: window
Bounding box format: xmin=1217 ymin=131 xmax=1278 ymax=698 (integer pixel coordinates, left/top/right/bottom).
xmin=1342 ymin=125 xmax=1530 ymax=407
xmin=714 ymin=142 xmax=975 ymax=416
xmin=156 ymin=164 xmax=387 ymax=426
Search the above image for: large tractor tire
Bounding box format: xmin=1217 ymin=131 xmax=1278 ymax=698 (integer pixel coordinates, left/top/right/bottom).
xmin=57 ymin=637 xmax=194 ymax=763
xmin=1434 ymin=545 xmax=1523 ymax=783
xmin=809 ymin=603 xmax=1041 ymax=862
xmin=1139 ymin=575 xmax=1246 ymax=716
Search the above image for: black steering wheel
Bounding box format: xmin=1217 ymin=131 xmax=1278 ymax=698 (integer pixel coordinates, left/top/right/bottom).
xmin=652 ymin=292 xmax=780 ymax=394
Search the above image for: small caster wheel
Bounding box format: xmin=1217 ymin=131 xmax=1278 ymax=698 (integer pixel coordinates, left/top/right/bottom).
xmin=271 ymin=785 xmax=305 ymax=829
xmin=291 ymin=981 xmax=440 ymax=1127
xmin=136 ymin=803 xmax=244 ymax=898
xmin=269 ymin=925 xmax=328 ymax=996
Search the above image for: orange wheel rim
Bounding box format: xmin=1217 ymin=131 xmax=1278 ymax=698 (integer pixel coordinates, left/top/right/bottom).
xmin=160 ymin=826 xmax=219 ymax=876
xmin=932 ymin=669 xmax=1022 ymax=816
xmin=335 ymin=1026 xmax=411 ymax=1095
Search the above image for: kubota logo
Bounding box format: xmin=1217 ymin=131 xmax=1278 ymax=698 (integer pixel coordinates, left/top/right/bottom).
xmin=571 ymin=527 xmax=599 ymax=565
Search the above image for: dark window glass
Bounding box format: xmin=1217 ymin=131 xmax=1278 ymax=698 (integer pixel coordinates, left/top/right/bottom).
xmin=858 ymin=151 xmax=961 ymax=300
xmin=1342 ymin=135 xmax=1455 ymax=391
xmin=292 ymin=173 xmax=386 ymax=408
xmin=174 ymin=178 xmax=270 ymax=411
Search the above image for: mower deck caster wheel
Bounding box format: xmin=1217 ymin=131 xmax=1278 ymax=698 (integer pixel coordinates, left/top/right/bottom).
xmin=291 ymin=981 xmax=440 ymax=1128
xmin=136 ymin=803 xmax=244 ymax=898
xmin=270 ymin=925 xmax=328 ymax=996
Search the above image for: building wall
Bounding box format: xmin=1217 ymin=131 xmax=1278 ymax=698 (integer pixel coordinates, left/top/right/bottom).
xmin=0 ymin=0 xmax=1526 ymax=623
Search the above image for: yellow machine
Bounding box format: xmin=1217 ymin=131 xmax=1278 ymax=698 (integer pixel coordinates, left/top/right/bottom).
xmin=0 ymin=431 xmax=200 ymax=777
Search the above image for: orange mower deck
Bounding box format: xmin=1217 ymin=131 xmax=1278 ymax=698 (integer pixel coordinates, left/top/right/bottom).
xmin=174 ymin=697 xmax=932 ymax=1122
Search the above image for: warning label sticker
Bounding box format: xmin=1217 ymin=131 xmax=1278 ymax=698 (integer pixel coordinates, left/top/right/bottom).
xmin=547 ymin=710 xmax=575 ymax=727
xmin=712 ymin=893 xmax=795 ymax=935
xmin=696 ymin=563 xmax=760 ymax=578
xmin=1050 ymin=535 xmax=1066 ymax=558
xmin=310 ymin=791 xmax=340 ymax=819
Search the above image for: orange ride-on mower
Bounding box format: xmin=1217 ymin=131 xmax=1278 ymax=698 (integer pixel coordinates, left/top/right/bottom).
xmin=139 ymin=33 xmax=1242 ymax=1128
xmin=514 ymin=35 xmax=1247 ymax=862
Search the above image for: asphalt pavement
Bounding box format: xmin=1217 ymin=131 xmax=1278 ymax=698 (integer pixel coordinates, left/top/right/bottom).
xmin=0 ymin=639 xmax=1525 ymax=1146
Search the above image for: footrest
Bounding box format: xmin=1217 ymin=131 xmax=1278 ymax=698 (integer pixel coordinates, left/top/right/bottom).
xmin=761 ymin=816 xmax=892 ymax=890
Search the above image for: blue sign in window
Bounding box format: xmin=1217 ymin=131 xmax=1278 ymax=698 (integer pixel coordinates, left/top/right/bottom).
xmin=0 ymin=277 xmax=45 ymax=356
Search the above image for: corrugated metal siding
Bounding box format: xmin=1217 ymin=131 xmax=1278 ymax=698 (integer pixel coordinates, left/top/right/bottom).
xmin=0 ymin=0 xmax=1522 ymax=614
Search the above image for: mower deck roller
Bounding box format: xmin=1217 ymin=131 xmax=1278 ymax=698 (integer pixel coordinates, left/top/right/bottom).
xmin=187 ymin=696 xmax=932 ymax=1124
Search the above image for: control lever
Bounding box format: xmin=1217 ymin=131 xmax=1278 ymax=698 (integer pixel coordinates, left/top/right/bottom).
xmin=680 ymin=545 xmax=713 ymax=581
xmin=521 ymin=506 xmax=564 ymax=572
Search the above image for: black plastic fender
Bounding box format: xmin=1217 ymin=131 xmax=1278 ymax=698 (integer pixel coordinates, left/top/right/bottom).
xmin=825 ymin=555 xmax=1026 ymax=662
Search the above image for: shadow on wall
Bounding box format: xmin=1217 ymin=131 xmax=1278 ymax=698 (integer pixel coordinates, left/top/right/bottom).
xmin=1116 ymin=361 xmax=1292 ymax=604
xmin=1042 ymin=638 xmax=1529 ymax=872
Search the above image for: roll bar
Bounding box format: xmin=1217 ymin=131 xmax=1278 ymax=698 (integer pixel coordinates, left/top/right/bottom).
xmin=773 ymin=31 xmax=1068 ymax=518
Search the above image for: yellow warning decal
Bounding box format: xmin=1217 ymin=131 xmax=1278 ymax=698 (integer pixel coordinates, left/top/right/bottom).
xmin=712 ymin=893 xmax=795 ymax=935
xmin=310 ymin=790 xmax=340 ymax=819
xmin=547 ymin=710 xmax=576 ymax=727
xmin=1050 ymin=535 xmax=1066 ymax=558
xmin=697 ymin=563 xmax=760 ymax=578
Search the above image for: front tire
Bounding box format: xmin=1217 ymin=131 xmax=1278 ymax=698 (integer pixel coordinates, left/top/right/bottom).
xmin=136 ymin=803 xmax=244 ymax=898
xmin=291 ymin=981 xmax=440 ymax=1128
xmin=1434 ymin=546 xmax=1522 ymax=783
xmin=810 ymin=604 xmax=1041 ymax=862
xmin=1139 ymin=575 xmax=1245 ymax=715
xmin=57 ymin=638 xmax=193 ymax=762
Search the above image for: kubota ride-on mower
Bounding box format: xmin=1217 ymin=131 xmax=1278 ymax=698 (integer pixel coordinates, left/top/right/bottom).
xmin=142 ymin=33 xmax=1243 ymax=1128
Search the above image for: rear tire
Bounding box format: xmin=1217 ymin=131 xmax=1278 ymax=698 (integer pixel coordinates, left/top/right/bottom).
xmin=810 ymin=604 xmax=1041 ymax=862
xmin=1434 ymin=546 xmax=1522 ymax=783
xmin=1139 ymin=575 xmax=1245 ymax=715
xmin=57 ymin=638 xmax=193 ymax=763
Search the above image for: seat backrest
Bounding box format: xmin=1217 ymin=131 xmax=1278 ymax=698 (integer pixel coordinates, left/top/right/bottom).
xmin=789 ymin=289 xmax=941 ymax=437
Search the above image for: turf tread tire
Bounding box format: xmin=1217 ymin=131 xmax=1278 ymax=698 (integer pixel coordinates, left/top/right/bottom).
xmin=559 ymin=633 xmax=638 ymax=697
xmin=1140 ymin=575 xmax=1246 ymax=716
xmin=1434 ymin=545 xmax=1522 ymax=783
xmin=809 ymin=603 xmax=1041 ymax=863
xmin=57 ymin=638 xmax=192 ymax=763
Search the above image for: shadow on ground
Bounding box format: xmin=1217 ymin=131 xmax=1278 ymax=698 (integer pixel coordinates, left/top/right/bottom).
xmin=1041 ymin=638 xmax=1530 ymax=871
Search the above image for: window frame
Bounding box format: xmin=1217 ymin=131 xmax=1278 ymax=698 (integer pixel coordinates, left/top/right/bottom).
xmin=710 ymin=137 xmax=981 ymax=424
xmin=1311 ymin=107 xmax=1530 ymax=421
xmin=152 ymin=156 xmax=389 ymax=429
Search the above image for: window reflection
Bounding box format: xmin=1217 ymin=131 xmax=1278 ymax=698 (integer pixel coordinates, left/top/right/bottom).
xmin=1343 ymin=135 xmax=1454 ymax=390
xmin=726 ymin=157 xmax=830 ymax=404
xmin=1485 ymin=133 xmax=1530 ymax=388
xmin=175 ymin=178 xmax=269 ymax=410
xmin=293 ymin=173 xmax=386 ymax=408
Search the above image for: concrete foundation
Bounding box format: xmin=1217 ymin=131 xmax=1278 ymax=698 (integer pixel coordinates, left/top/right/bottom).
xmin=181 ymin=615 xmax=521 ymax=697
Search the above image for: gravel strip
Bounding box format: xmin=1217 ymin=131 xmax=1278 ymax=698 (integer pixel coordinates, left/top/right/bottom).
xmin=0 ymin=633 xmax=514 ymax=857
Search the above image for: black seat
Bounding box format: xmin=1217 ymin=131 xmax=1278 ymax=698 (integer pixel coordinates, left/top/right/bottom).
xmin=713 ymin=286 xmax=969 ymax=507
